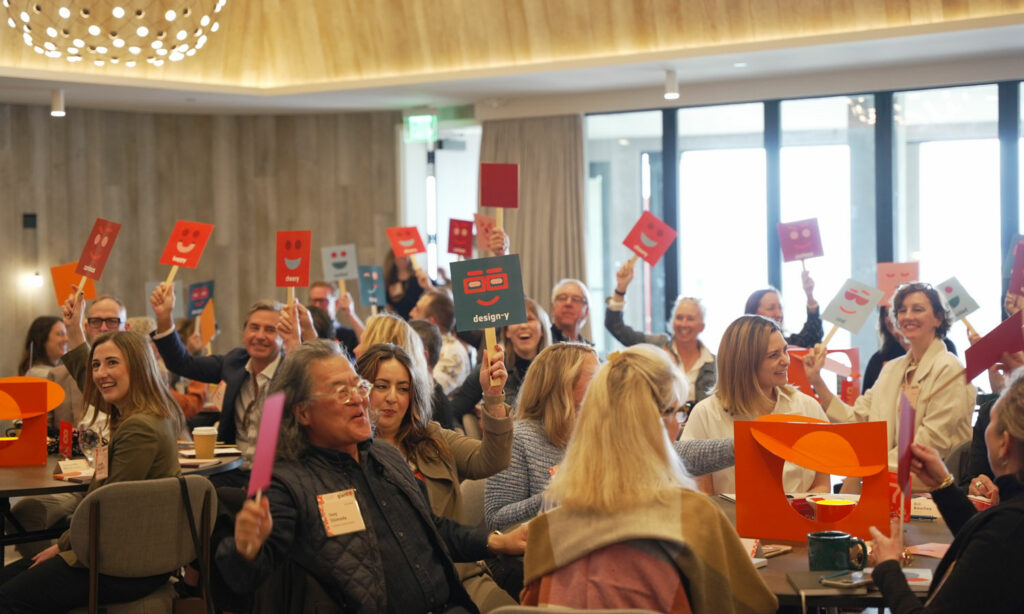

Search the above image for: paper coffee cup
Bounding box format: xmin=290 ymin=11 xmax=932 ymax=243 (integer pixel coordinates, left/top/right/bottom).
xmin=193 ymin=426 xmax=217 ymax=459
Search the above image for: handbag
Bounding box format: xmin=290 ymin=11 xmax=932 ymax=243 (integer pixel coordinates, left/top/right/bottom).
xmin=174 ymin=476 xmax=215 ymax=614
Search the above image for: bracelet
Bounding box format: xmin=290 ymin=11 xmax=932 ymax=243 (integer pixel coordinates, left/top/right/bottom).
xmin=614 ymin=289 xmax=626 ymax=296
xmin=482 ymin=393 xmax=506 ymax=405
xmin=933 ymin=473 xmax=954 ymax=491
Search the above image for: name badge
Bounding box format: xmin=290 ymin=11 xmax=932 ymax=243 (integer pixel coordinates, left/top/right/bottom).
xmin=316 ymin=489 xmax=366 ymax=537
xmin=93 ymin=444 xmax=109 ymax=481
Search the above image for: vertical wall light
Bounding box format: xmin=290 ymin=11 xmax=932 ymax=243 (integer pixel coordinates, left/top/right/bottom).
xmin=50 ymin=88 xmax=65 ymax=117
xmin=664 ymin=69 xmax=679 ymax=101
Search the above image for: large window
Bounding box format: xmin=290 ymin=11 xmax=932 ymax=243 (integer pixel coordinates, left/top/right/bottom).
xmin=780 ymin=96 xmax=876 ymax=357
xmin=584 ymin=111 xmax=662 ymax=354
xmin=678 ymin=103 xmax=765 ymax=353
xmin=895 ymin=84 xmax=1000 ymax=382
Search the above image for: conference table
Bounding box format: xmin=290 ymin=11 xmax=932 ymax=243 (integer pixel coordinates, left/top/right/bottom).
xmin=0 ymin=454 xmax=242 ymax=566
xmin=716 ymin=497 xmax=950 ymax=610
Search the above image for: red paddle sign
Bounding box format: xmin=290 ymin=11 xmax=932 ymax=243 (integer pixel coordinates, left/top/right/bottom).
xmin=159 ymin=220 xmax=214 ymax=268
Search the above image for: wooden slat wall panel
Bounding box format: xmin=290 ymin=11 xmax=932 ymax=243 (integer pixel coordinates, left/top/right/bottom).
xmin=0 ymin=0 xmax=1021 ymax=89
xmin=0 ymin=104 xmax=400 ymax=377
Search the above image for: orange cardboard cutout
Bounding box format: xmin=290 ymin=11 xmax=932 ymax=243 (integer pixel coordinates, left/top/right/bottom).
xmin=200 ymin=298 xmax=216 ymax=348
xmin=735 ymin=415 xmax=889 ymax=541
xmin=0 ymin=377 xmax=66 ymax=466
xmin=50 ymin=262 xmax=97 ymax=307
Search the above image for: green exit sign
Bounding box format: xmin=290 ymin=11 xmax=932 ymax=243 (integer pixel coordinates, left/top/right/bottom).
xmin=405 ymin=114 xmax=437 ymax=143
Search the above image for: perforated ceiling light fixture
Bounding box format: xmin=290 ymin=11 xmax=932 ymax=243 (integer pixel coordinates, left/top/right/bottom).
xmin=50 ymin=88 xmax=65 ymax=117
xmin=3 ymin=0 xmax=227 ymax=67
xmin=664 ymin=69 xmax=679 ymax=100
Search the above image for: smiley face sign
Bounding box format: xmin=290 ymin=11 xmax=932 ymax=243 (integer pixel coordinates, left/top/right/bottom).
xmin=936 ymin=276 xmax=980 ymax=321
xmin=777 ymin=218 xmax=824 ymax=262
xmin=358 ymin=265 xmax=386 ymax=306
xmin=187 ymin=280 xmax=214 ymax=317
xmin=622 ymin=211 xmax=677 ymax=265
xmin=276 ymin=230 xmax=312 ymax=287
xmin=474 ymin=213 xmax=496 ymax=254
xmin=159 ymin=220 xmax=214 ymax=269
xmin=75 ymin=218 xmax=121 ymax=280
xmin=876 ymin=262 xmax=919 ymax=307
xmin=385 ymin=226 xmax=426 ymax=259
xmin=321 ymin=244 xmax=359 ymax=282
xmin=479 ymin=163 xmax=519 ymax=209
xmin=822 ymin=279 xmax=884 ymax=333
xmin=448 ymin=219 xmax=474 ymax=257
xmin=451 ymin=255 xmax=527 ymax=331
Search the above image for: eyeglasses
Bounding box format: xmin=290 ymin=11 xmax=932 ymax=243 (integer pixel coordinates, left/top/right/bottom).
xmin=554 ymin=294 xmax=588 ymax=306
xmin=86 ymin=317 xmax=122 ymax=329
xmin=308 ymin=379 xmax=372 ymax=404
xmin=662 ymin=407 xmax=689 ymax=424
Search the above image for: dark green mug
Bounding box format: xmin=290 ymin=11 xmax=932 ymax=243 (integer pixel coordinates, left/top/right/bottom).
xmin=807 ymin=530 xmax=867 ymax=571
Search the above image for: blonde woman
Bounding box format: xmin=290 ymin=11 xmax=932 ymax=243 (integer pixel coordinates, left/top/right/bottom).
xmin=682 ymin=315 xmax=831 ymax=495
xmin=522 ymin=345 xmax=777 ymax=613
xmin=484 ymin=342 xmax=599 ymax=531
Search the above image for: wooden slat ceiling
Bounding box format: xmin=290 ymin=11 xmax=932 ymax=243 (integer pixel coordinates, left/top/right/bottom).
xmin=1 ymin=0 xmax=1022 ymax=93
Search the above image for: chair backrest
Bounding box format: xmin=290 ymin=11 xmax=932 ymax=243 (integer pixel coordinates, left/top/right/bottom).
xmin=460 ymin=478 xmax=487 ymax=528
xmin=944 ymin=439 xmax=972 ymax=484
xmin=69 ymin=475 xmax=216 ymax=577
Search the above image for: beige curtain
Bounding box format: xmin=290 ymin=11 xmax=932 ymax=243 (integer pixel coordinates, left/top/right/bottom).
xmin=479 ymin=115 xmax=589 ymax=339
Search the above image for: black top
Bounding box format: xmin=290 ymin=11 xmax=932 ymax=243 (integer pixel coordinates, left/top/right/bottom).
xmin=862 ymin=337 xmax=958 ymax=393
xmin=334 ymin=324 xmax=359 ymax=357
xmin=387 ymin=277 xmax=424 ymax=321
xmin=431 ymin=381 xmax=457 ymax=430
xmin=872 ymin=474 xmax=1024 ymax=613
xmin=785 ymin=307 xmax=824 ymax=349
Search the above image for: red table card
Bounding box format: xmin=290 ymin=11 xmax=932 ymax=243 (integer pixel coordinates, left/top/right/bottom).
xmin=247 ymin=392 xmax=285 ymax=498
xmin=480 ymin=163 xmax=519 ymax=209
xmin=622 ymin=211 xmax=677 ymax=266
xmin=159 ymin=220 xmax=214 ymax=269
xmin=275 ymin=231 xmax=312 ymax=287
xmin=75 ymin=218 xmax=121 ymax=280
xmin=965 ymin=310 xmax=1024 ymax=380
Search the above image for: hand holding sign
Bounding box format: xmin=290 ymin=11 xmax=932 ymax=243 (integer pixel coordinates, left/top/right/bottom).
xmin=479 ymin=342 xmax=509 ymax=399
xmin=777 ymin=218 xmax=824 ymax=264
xmin=622 ymin=211 xmax=677 ymax=266
xmin=451 ymin=255 xmax=527 ymax=387
xmin=821 ymin=279 xmax=885 ymax=344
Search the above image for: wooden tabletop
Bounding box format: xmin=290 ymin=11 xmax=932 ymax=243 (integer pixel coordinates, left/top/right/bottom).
xmin=716 ymin=497 xmax=951 ymax=608
xmin=0 ymin=455 xmax=243 ymax=498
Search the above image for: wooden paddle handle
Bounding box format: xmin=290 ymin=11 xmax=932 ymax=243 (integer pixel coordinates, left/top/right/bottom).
xmin=484 ymin=328 xmax=500 ymax=387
